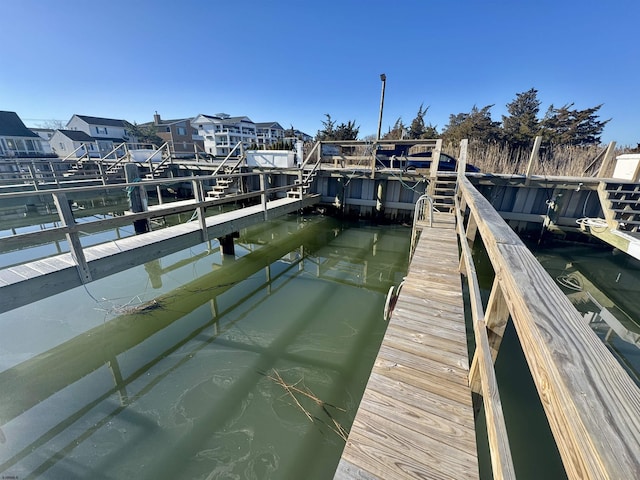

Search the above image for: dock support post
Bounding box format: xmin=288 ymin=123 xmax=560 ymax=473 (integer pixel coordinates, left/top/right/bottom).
xmin=218 ymin=232 xmax=238 ymax=257
xmin=124 ymin=163 xmax=150 ymax=234
xmin=52 ymin=192 xmax=92 ymax=283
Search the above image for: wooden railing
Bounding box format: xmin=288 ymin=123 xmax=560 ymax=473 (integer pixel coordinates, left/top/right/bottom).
xmin=212 ymin=141 xmax=245 ymax=176
xmin=454 ymin=173 xmax=640 ymax=478
xmin=0 ymin=171 xmax=312 ymax=277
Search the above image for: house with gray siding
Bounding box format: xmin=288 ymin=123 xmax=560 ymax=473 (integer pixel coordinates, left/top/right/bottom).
xmin=65 ymin=114 xmax=130 ymax=157
xmin=0 ymin=111 xmax=47 ymax=158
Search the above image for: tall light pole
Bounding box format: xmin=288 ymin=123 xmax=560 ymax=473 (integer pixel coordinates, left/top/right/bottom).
xmin=376 ymin=73 xmax=386 ymax=141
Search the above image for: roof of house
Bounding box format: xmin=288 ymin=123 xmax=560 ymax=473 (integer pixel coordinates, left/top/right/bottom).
xmin=55 ymin=129 xmax=96 ymax=142
xmin=0 ymin=111 xmax=39 ymax=138
xmin=141 ymin=118 xmax=190 ymax=127
xmin=255 ymin=122 xmax=284 ymax=129
xmin=225 ymin=116 xmax=254 ymax=124
xmin=194 ymin=114 xmax=254 ymax=124
xmin=74 ymin=115 xmax=128 ymax=127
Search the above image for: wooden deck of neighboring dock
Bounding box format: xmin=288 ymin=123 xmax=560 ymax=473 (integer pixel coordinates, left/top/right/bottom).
xmin=0 ymin=195 xmax=319 ymax=314
xmin=335 ymin=212 xmax=479 ymax=480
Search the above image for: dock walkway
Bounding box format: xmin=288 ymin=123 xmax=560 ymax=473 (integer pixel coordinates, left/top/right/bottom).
xmin=0 ymin=195 xmax=319 ymax=314
xmin=335 ymin=212 xmax=478 ymax=479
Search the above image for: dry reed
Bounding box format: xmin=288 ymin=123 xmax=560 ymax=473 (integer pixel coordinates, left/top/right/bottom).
xmin=265 ymin=369 xmax=349 ymax=441
xmin=442 ymin=140 xmax=631 ymax=177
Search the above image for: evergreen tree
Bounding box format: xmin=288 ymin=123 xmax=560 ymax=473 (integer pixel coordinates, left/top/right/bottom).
xmin=124 ymin=121 xmax=163 ymax=147
xmin=315 ymin=114 xmax=336 ymax=141
xmin=334 ymin=120 xmax=360 ymax=140
xmin=441 ymin=105 xmax=501 ymax=144
xmin=383 ymin=117 xmax=405 ymax=140
xmin=502 ymin=88 xmax=541 ymax=148
xmin=405 ymin=104 xmax=439 ymax=139
xmin=540 ymin=103 xmax=609 ymax=145
xmin=408 ymin=105 xmax=427 ymax=139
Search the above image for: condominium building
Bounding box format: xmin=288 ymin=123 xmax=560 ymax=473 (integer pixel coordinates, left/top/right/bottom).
xmin=191 ymin=114 xmax=257 ymax=157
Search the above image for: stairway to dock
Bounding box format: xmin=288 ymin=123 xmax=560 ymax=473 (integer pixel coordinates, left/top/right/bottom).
xmin=581 ymin=180 xmax=640 ymax=261
xmin=335 ymin=211 xmax=478 ymax=479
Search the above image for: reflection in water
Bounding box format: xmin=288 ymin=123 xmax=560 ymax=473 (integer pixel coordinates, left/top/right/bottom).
xmin=536 ymin=243 xmax=640 ymax=384
xmin=0 ymin=214 xmax=410 ymax=479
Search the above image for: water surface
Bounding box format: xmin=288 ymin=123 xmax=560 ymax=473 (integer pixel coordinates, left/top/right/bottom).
xmin=0 ymin=214 xmax=410 ymax=479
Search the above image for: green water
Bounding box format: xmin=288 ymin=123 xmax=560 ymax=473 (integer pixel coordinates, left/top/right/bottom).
xmin=2 ymin=208 xmax=639 ymax=479
xmin=0 ymin=214 xmax=410 ymax=479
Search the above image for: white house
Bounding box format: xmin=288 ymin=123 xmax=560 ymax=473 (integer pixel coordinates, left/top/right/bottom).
xmin=65 ymin=114 xmax=130 ymax=157
xmin=50 ymin=130 xmax=100 ymax=158
xmin=191 ymin=113 xmax=257 ymax=157
xmin=255 ymin=122 xmax=285 ymax=148
xmin=30 ymin=128 xmax=55 ymax=154
xmin=0 ymin=111 xmax=47 ymax=157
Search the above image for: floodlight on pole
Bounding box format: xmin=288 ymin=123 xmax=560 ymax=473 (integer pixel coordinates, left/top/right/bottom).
xmin=376 ymin=74 xmax=386 ymax=141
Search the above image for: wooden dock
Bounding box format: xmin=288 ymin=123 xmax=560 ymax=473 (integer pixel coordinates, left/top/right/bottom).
xmin=0 ymin=195 xmax=319 ymax=314
xmin=335 ymin=212 xmax=478 ymax=479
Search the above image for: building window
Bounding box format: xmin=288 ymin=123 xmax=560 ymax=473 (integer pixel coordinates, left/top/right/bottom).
xmin=59 ymin=142 xmax=65 ymax=150
xmin=177 ymin=127 xmax=187 ymax=135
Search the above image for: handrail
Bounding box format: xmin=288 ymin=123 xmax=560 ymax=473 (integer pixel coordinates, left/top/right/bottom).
xmin=103 ymin=143 xmax=131 ymax=174
xmin=60 ymin=142 xmax=91 ymax=162
xmin=456 ymin=175 xmax=640 ymax=478
xmin=101 ymin=142 xmax=128 ymax=161
xmin=0 ymin=172 xmax=313 ymax=259
xmin=299 ymin=141 xmax=320 ymax=170
xmin=212 ymin=141 xmax=244 ymax=176
xmin=409 ymin=194 xmax=433 ymax=258
xmin=454 ymin=195 xmax=515 ymax=479
xmin=145 ymin=143 xmax=171 ymax=177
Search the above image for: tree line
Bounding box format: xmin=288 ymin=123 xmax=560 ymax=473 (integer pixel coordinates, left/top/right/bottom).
xmin=315 ymin=88 xmax=612 ymax=148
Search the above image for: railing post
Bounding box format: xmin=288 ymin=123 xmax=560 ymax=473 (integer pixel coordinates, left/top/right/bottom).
xmin=525 ymin=135 xmax=542 ymax=185
xmin=124 ymin=163 xmax=150 ymax=234
xmin=457 ymin=138 xmax=468 ymax=186
xmin=26 ymin=164 xmax=39 ymax=191
xmin=259 ymin=173 xmax=268 ymax=221
xmin=297 ymin=170 xmax=304 ymax=198
xmin=52 ymin=192 xmax=92 ymax=282
xmin=468 ymin=278 xmax=510 ymax=394
xmin=596 ymin=141 xmax=617 ymax=178
xmin=97 ymin=161 xmax=107 ymax=186
xmin=427 ymin=139 xmax=443 ymax=196
xmin=192 ymin=178 xmax=209 ymax=242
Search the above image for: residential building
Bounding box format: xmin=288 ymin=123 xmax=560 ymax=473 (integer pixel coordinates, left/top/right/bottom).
xmin=191 ymin=114 xmax=257 ymax=157
xmin=142 ymin=112 xmax=203 ymax=157
xmin=65 ymin=114 xmax=130 ymax=157
xmin=0 ymin=111 xmax=48 ymax=157
xmin=285 ymin=129 xmax=313 ymax=143
xmin=255 ymin=122 xmax=285 ymax=148
xmin=30 ymin=128 xmax=55 ymax=154
xmin=50 ymin=130 xmax=100 ymax=158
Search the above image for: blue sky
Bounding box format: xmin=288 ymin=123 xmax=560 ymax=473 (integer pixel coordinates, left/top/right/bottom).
xmin=2 ymin=0 xmax=638 ymax=145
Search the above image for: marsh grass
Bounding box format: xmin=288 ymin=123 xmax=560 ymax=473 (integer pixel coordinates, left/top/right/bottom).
xmin=442 ymin=140 xmax=631 ymax=177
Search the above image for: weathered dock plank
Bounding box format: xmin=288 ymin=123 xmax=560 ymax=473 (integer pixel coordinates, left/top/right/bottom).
xmin=335 ymin=212 xmax=478 ymax=479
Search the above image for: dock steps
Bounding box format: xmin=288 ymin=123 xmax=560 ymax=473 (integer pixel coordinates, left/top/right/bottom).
xmin=599 ymin=181 xmax=640 ymax=232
